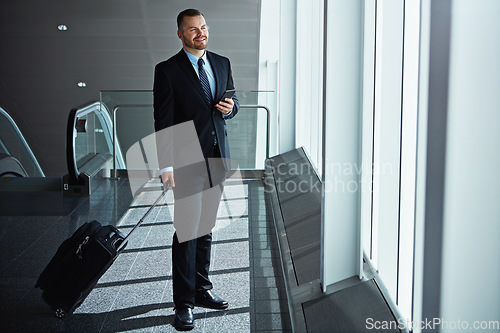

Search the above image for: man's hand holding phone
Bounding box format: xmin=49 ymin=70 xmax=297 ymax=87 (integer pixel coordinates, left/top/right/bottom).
xmin=215 ymin=89 xmax=235 ymax=115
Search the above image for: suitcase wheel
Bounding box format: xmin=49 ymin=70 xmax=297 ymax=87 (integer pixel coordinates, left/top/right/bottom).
xmin=55 ymin=308 xmax=66 ymax=318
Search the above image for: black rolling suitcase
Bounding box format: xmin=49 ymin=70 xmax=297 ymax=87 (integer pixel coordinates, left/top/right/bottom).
xmin=35 ymin=187 xmax=168 ymax=317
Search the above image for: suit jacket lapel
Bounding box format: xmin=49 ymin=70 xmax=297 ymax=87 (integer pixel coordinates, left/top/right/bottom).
xmin=177 ymin=49 xmax=212 ymax=108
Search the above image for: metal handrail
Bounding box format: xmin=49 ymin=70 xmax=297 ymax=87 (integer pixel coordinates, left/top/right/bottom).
xmin=67 ymin=101 xmax=125 ymax=182
xmin=240 ymin=105 xmax=270 ymax=161
xmin=0 ymin=106 xmax=44 ymax=177
xmin=111 ymin=104 xmax=271 ymax=176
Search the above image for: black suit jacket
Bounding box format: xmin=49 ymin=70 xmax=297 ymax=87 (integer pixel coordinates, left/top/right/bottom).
xmin=153 ymin=49 xmax=239 ymax=171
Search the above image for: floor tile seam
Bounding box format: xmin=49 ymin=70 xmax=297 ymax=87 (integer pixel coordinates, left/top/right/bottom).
xmin=116 ymin=193 xmax=170 ymax=229
xmin=12 ymin=286 xmax=35 ymax=309
xmin=132 ymin=185 xmax=244 ymax=331
xmin=212 ymin=184 xmax=249 ymax=268
xmin=254 ymin=311 xmax=290 ymax=315
xmin=99 ymin=205 xmax=162 ymax=332
xmin=65 ymin=195 xmax=92 ymax=218
xmin=248 ymin=181 xmax=259 ymax=329
xmin=213 ymin=185 xmax=250 ymax=330
xmin=253 ymin=184 xmax=291 ymax=323
xmin=221 ymin=197 xmax=249 ymax=203
xmin=147 ymin=191 xmax=206 ymax=331
xmin=0 ymin=215 xmax=65 ymax=275
xmin=147 ymin=260 xmax=173 ymax=333
xmin=98 ymin=250 xmax=143 ymax=332
xmin=199 ymin=309 xmax=208 ymax=333
xmin=225 ymin=200 xmax=249 ymax=210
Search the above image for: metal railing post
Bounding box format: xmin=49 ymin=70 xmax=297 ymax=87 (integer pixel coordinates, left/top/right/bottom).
xmin=239 ymin=105 xmax=271 ymax=160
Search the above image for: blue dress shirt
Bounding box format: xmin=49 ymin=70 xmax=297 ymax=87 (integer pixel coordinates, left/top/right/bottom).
xmin=184 ymin=49 xmax=216 ymax=100
xmin=183 ymin=49 xmax=232 ymax=119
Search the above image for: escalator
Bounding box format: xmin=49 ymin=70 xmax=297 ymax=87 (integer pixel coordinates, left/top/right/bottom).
xmin=0 ymin=153 xmax=29 ymax=178
xmin=0 ymin=103 xmax=125 ymax=212
xmin=63 ymin=101 xmax=125 ymax=195
xmin=0 ymin=107 xmax=45 ymax=178
xmin=0 ymin=106 xmax=58 ymax=191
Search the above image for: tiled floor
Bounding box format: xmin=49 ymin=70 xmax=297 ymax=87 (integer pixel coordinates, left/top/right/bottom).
xmin=0 ymin=178 xmax=290 ymax=332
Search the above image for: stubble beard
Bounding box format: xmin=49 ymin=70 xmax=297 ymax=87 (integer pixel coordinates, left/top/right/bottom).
xmin=183 ymin=35 xmax=208 ymax=51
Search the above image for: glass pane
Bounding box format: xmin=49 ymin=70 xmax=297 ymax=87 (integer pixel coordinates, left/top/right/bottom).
xmin=100 ymin=91 xmax=154 ymax=171
xmin=93 ymin=111 xmax=110 ymax=159
xmin=100 ymin=90 xmax=275 ymax=171
xmin=72 ymin=104 xmax=115 ymax=172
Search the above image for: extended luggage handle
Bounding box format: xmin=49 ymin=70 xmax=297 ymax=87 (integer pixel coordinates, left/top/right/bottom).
xmin=117 ymin=180 xmax=170 ymax=252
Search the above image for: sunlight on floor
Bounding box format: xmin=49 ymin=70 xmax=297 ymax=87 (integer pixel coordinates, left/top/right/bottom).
xmin=74 ymin=179 xmax=251 ymax=332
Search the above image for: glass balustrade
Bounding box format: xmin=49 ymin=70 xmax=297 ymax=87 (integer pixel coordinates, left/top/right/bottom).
xmin=100 ymin=90 xmax=274 ymax=172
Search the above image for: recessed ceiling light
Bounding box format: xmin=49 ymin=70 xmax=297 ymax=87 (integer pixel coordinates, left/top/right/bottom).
xmin=77 ymin=82 xmax=87 ymax=88
xmin=58 ymin=24 xmax=68 ymax=31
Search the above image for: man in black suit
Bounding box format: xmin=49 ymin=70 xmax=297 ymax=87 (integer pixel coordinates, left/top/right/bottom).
xmin=153 ymin=8 xmax=239 ymax=331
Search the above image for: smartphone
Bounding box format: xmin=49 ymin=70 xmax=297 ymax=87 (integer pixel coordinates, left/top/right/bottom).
xmin=219 ymin=89 xmax=236 ymax=103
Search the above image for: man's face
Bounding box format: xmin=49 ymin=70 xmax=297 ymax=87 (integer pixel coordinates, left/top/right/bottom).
xmin=177 ymin=15 xmax=209 ymax=51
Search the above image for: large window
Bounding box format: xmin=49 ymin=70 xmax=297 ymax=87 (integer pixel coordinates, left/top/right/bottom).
xmin=319 ymin=0 xmax=421 ymax=322
xmin=361 ymin=0 xmax=420 ymax=321
xmin=271 ymin=0 xmax=500 ymax=328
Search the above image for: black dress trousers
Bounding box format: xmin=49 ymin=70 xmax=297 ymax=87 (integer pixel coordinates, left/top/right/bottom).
xmin=171 ymin=145 xmax=226 ymax=308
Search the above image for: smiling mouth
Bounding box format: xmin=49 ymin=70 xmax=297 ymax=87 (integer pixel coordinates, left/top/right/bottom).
xmin=194 ymin=37 xmax=206 ymax=42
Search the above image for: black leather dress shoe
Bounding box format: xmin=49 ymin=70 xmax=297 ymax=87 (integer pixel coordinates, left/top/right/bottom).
xmin=195 ymin=290 xmax=229 ymax=309
xmin=174 ymin=307 xmax=194 ymax=331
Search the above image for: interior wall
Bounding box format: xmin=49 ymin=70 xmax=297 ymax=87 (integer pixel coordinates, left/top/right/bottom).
xmin=0 ymin=0 xmax=261 ymax=176
xmin=417 ymin=1 xmax=500 ymax=331
xmin=439 ymin=0 xmax=500 ymax=327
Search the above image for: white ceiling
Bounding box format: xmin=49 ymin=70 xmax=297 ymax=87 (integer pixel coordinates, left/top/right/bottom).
xmin=0 ymin=0 xmax=261 ymax=176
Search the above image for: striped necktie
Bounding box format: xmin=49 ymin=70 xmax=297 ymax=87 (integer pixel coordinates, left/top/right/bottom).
xmin=198 ymin=58 xmax=213 ymax=106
